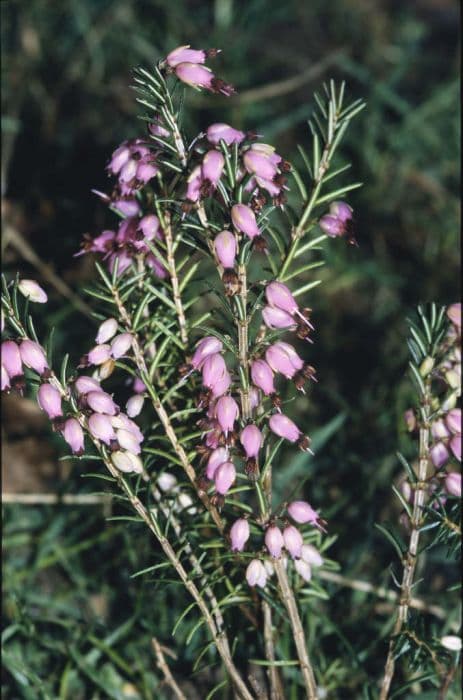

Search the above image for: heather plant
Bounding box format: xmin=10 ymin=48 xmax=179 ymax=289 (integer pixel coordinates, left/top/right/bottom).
xmin=1 ymin=43 xmax=461 ymax=700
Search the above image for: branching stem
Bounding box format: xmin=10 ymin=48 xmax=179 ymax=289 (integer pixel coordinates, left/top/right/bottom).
xmin=379 ymin=377 xmax=432 ymax=700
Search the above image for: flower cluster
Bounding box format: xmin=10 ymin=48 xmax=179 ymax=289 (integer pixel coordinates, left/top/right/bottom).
xmin=402 ymin=303 xmax=462 ymax=507
xmin=164 ymin=44 xmax=234 ymax=96
xmin=2 ymin=285 xmax=144 ymax=475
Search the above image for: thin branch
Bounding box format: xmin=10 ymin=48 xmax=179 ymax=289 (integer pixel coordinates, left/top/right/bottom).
xmin=379 ymin=377 xmax=432 ymax=700
xmin=317 ymin=570 xmax=447 ymax=621
xmin=163 ymin=210 xmax=188 ymax=346
xmin=274 ymin=560 xmax=318 ymax=699
xmin=262 ymin=600 xmax=286 ymax=700
xmin=151 ymin=637 xmax=187 ymax=700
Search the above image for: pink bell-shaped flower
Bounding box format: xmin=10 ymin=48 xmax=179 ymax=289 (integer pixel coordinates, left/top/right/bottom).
xmin=283 ymin=525 xmax=303 ymax=558
xmin=214 ymin=461 xmax=236 ymax=495
xmin=216 ymin=396 xmax=239 ymax=433
xmin=240 ymin=424 xmax=262 ymax=459
xmin=37 ymin=383 xmax=62 ymax=419
xmin=19 ymin=340 xmax=48 ymax=376
xmin=230 ymin=518 xmax=250 ymax=552
xmin=265 ymin=525 xmax=284 ymax=558
xmin=63 ymin=418 xmax=85 ymax=455
xmin=251 ymin=359 xmax=275 ymax=396
xmin=206 ymin=123 xmax=245 ymax=146
xmin=231 ymin=204 xmax=260 ymax=240
xmin=246 ymin=559 xmax=268 ymax=588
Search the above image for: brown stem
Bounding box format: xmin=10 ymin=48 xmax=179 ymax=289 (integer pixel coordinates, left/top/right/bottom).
xmin=163 ymin=210 xmax=188 ymax=347
xmin=274 ymin=561 xmax=318 ymax=699
xmin=151 ymin=637 xmax=187 ymax=700
xmin=379 ymin=378 xmax=431 ymax=700
xmin=262 ymin=600 xmax=286 ymax=700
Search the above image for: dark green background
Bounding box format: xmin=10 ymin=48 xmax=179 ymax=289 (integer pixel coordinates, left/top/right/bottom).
xmin=2 ymin=1 xmax=460 ymax=698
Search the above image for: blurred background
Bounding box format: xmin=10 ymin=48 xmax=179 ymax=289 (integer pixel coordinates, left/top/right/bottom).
xmin=2 ymin=0 xmax=460 ymax=697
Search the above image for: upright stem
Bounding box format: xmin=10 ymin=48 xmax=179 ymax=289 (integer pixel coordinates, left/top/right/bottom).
xmin=262 ymin=600 xmax=285 ymax=700
xmin=151 ymin=637 xmax=187 ymax=700
xmin=274 ymin=561 xmax=318 ymax=699
xmin=163 ymin=210 xmax=188 ymax=347
xmin=237 ymin=262 xmax=251 ymax=420
xmin=279 ymin=109 xmax=340 ymax=281
xmin=379 ymin=378 xmax=432 ymax=700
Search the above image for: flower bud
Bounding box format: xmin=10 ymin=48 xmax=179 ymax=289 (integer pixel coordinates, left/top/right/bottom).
xmin=214 ymin=461 xmax=236 ymax=495
xmin=206 ymin=123 xmax=245 ymax=146
xmin=86 ymin=390 xmax=118 ymax=415
xmin=18 ymin=279 xmax=47 ymax=303
xmin=158 ymin=472 xmax=178 ymax=492
xmin=88 ymin=344 xmax=112 ymax=366
xmin=262 ymin=306 xmax=296 ymax=330
xmin=288 ymin=500 xmax=318 ymax=525
xmin=2 ymin=341 xmax=23 ymax=379
xmin=88 ymin=413 xmax=116 ymax=445
xmin=269 ymin=413 xmax=301 ymax=442
xmin=116 ymin=428 xmax=142 ymax=455
xmin=206 ymin=447 xmax=229 ymax=480
xmin=175 ymin=62 xmax=214 ymax=89
xmin=75 ymin=375 xmax=101 ymax=394
xmin=419 ymin=356 xmax=434 ymax=378
xmin=216 ymin=396 xmax=239 ymax=433
xmin=110 ymin=333 xmax=133 ymax=359
xmin=214 ymin=231 xmax=237 ymax=269
xmin=1 ymin=365 xmax=10 ymax=391
xmin=447 ymin=303 xmax=461 ymax=330
xmin=403 ymin=409 xmax=416 ymax=432
xmin=126 ymin=394 xmax=144 ymax=418
xmin=301 ymin=544 xmax=323 ymax=567
xmin=265 ymin=342 xmax=303 ymax=378
xmin=202 ymin=150 xmax=224 ymax=185
xmin=96 ymin=318 xmax=118 ymax=344
xmin=431 ymin=419 xmax=450 ymax=440
xmin=191 ymin=337 xmax=223 ymax=370
xmin=63 ymin=418 xmax=85 ymax=455
xmin=251 ymin=359 xmax=275 ymax=396
xmin=430 ymin=442 xmax=449 ymax=468
xmin=445 ymin=472 xmax=461 ymax=497
xmin=294 ymin=559 xmax=312 ymax=582
xmin=319 ymin=215 xmax=345 ymax=237
xmin=98 ymin=359 xmax=115 ymax=380
xmin=37 ymin=383 xmax=62 ymax=419
xmin=265 ymin=525 xmax=284 ymax=558
xmin=231 ymin=204 xmax=260 ymax=239
xmin=202 ymin=353 xmax=227 ymax=388
xmin=283 ymin=525 xmax=303 ymax=558
xmin=19 ymin=340 xmax=49 ymax=375
xmin=230 ymin=518 xmax=250 ymax=552
xmin=186 ymin=165 xmax=202 ymax=202
xmin=244 ymin=388 xmax=257 ymax=412
xmin=111 ymin=414 xmax=143 ymax=443
xmin=166 ymin=45 xmax=207 ymax=67
xmin=211 ymin=370 xmax=231 ymax=398
xmin=111 ymin=450 xmax=143 ymax=474
xmin=265 ymin=282 xmax=298 ymax=315
xmin=246 ymin=559 xmax=267 ymax=588
xmin=446 ymin=409 xmax=461 ymax=435
xmin=450 ymin=435 xmax=461 ymax=461
xmin=440 ymin=635 xmax=462 ymax=652
xmin=243 ymin=148 xmax=278 ymax=180
xmin=240 ymin=424 xmax=262 ymax=459
xmin=330 ymin=201 xmax=353 ymax=222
